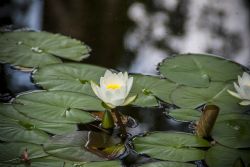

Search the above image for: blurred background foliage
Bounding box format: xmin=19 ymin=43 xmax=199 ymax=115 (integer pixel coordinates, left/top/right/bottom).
xmin=0 ymin=0 xmax=249 ymax=74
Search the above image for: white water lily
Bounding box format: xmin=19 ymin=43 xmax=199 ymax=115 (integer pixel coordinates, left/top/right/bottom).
xmin=228 ymin=72 xmax=250 ymax=105
xmin=91 ymin=70 xmax=136 ymax=108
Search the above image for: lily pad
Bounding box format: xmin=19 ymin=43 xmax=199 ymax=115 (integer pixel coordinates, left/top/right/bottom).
xmin=133 ymin=132 xmax=210 ymax=162
xmin=167 ymin=108 xmax=201 ymax=122
xmin=33 ymin=63 xmax=106 ymax=94
xmin=0 ymin=114 xmax=49 ymax=144
xmin=130 ymin=74 xmax=177 ymax=106
xmin=13 ymin=91 xmax=104 ymax=124
xmin=139 ymin=161 xmax=196 ymax=167
xmin=212 ymin=115 xmax=250 ymax=148
xmin=72 ymin=161 xmax=121 ymax=167
xmin=0 ymin=104 xmax=76 ymax=135
xmin=0 ymin=142 xmax=47 ymax=164
xmin=158 ymin=54 xmax=243 ymax=87
xmin=43 ymin=131 xmax=106 ymax=162
xmin=0 ymin=31 xmax=90 ymax=67
xmin=171 ymin=82 xmax=249 ymax=114
xmin=205 ymin=145 xmax=250 ymax=167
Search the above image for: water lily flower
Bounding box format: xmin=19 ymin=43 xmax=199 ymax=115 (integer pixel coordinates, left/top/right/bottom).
xmin=91 ymin=70 xmax=136 ymax=108
xmin=228 ymin=72 xmax=250 ymax=105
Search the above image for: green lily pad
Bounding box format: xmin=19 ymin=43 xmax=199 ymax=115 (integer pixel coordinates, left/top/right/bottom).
xmin=0 ymin=156 xmax=77 ymax=167
xmin=0 ymin=142 xmax=47 ymax=164
xmin=130 ymin=74 xmax=177 ymax=107
xmin=33 ymin=63 xmax=106 ymax=94
xmin=167 ymin=108 xmax=201 ymax=122
xmin=72 ymin=161 xmax=121 ymax=167
xmin=212 ymin=115 xmax=250 ymax=148
xmin=0 ymin=31 xmax=90 ymax=67
xmin=0 ymin=115 xmax=49 ymax=144
xmin=205 ymin=145 xmax=250 ymax=167
xmin=158 ymin=54 xmax=243 ymax=87
xmin=0 ymin=104 xmax=76 ymax=135
xmin=43 ymin=131 xmax=106 ymax=162
xmin=13 ymin=91 xmax=104 ymax=124
xmin=133 ymin=132 xmax=210 ymax=162
xmin=171 ymin=82 xmax=249 ymax=114
xmin=138 ymin=161 xmax=196 ymax=167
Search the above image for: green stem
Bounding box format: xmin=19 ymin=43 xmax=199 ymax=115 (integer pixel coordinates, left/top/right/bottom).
xmin=112 ymin=108 xmax=127 ymax=139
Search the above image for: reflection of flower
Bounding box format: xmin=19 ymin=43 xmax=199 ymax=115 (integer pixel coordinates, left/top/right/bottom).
xmin=91 ymin=70 xmax=136 ymax=108
xmin=228 ymin=72 xmax=250 ymax=105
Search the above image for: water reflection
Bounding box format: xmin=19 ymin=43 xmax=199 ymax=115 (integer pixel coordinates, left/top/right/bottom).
xmin=126 ymin=0 xmax=250 ymax=74
xmin=119 ymin=106 xmax=191 ymax=137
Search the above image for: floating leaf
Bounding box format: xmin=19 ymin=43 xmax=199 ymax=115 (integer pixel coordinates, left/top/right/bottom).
xmin=13 ymin=91 xmax=104 ymax=124
xmin=0 ymin=104 xmax=76 ymax=135
xmin=43 ymin=131 xmax=105 ymax=162
xmin=133 ymin=132 xmax=210 ymax=162
xmin=159 ymin=54 xmax=243 ymax=87
xmin=0 ymin=115 xmax=49 ymax=144
xmin=205 ymin=145 xmax=250 ymax=167
xmin=171 ymin=82 xmax=249 ymax=114
xmin=167 ymin=108 xmax=201 ymax=122
xmin=0 ymin=31 xmax=90 ymax=67
xmin=130 ymin=74 xmax=177 ymax=106
xmin=33 ymin=63 xmax=106 ymax=94
xmin=73 ymin=161 xmax=121 ymax=167
xmin=0 ymin=142 xmax=47 ymax=164
xmin=212 ymin=115 xmax=250 ymax=148
xmin=138 ymin=161 xmax=196 ymax=167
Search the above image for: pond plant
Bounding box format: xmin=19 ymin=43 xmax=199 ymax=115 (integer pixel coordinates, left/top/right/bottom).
xmin=0 ymin=31 xmax=250 ymax=167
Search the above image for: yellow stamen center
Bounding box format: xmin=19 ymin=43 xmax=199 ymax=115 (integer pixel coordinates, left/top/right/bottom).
xmin=106 ymin=84 xmax=121 ymax=90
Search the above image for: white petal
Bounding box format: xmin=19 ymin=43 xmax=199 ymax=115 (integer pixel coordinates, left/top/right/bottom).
xmin=90 ymin=81 xmax=103 ymax=100
xmin=234 ymin=82 xmax=246 ymax=98
xmin=104 ymin=70 xmax=113 ymax=78
xmin=239 ymin=100 xmax=250 ymax=106
xmin=242 ymin=85 xmax=250 ymax=100
xmin=122 ymin=95 xmax=137 ymax=106
xmin=110 ymin=97 xmax=125 ymax=106
xmin=227 ymin=89 xmax=241 ymax=99
xmin=242 ymin=72 xmax=250 ymax=81
xmin=126 ymin=77 xmax=133 ymax=96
